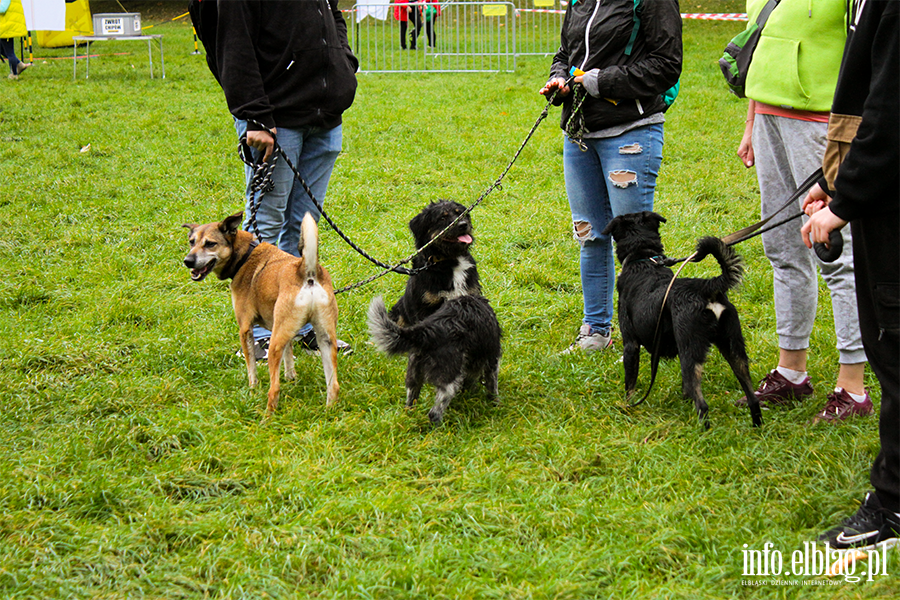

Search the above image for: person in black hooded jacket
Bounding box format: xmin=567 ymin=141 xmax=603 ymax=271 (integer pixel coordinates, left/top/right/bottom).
xmin=191 ymin=0 xmax=358 ymax=357
xmin=540 ymin=0 xmax=681 ymax=353
xmin=801 ymin=0 xmax=900 ymax=550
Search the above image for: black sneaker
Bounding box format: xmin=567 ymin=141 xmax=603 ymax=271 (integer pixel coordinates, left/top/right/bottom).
xmin=818 ymin=492 xmax=900 ymax=551
xmin=235 ymin=336 xmax=269 ymax=361
xmin=296 ymin=329 xmax=353 ymax=356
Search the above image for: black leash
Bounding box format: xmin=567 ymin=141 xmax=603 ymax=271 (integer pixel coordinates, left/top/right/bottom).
xmin=722 ymin=166 xmax=842 ymax=262
xmin=238 ymin=140 xmax=277 ymax=241
xmin=239 ymin=90 xmax=559 ymax=293
xmin=239 ymin=131 xmax=421 ymax=280
xmin=663 ymin=168 xmax=841 ymax=265
xmin=626 ymin=252 xmax=698 ymax=409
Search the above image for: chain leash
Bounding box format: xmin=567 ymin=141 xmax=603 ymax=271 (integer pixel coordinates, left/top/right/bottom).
xmin=240 ymin=91 xmax=559 ymax=294
xmin=563 ymin=83 xmax=588 ymax=151
xmin=244 ymin=151 xmax=278 ymax=240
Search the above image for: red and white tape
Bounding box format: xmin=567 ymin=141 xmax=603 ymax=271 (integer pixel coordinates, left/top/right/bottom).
xmin=681 ymin=13 xmax=748 ymax=21
xmin=516 ymin=9 xmax=748 ymax=21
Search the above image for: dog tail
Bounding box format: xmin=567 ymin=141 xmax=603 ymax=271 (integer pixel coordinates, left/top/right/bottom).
xmin=300 ymin=212 xmax=319 ymax=282
xmin=693 ymin=236 xmax=744 ymax=294
xmin=367 ymin=296 xmax=414 ymax=355
xmin=368 ymin=296 xmax=443 ymax=356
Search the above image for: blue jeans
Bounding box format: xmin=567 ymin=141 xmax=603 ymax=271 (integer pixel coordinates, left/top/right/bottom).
xmin=234 ymin=120 xmax=342 ymax=341
xmin=234 ymin=119 xmax=342 ymax=256
xmin=564 ymin=123 xmax=664 ymax=336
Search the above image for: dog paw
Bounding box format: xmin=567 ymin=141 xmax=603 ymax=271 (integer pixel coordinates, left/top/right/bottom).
xmin=427 ymin=408 xmax=443 ymax=424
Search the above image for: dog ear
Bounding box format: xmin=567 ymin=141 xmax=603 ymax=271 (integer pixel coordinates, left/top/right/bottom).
xmin=601 ymin=216 xmax=623 ymax=237
xmin=181 ymin=223 xmax=199 ymax=232
xmin=409 ymin=211 xmax=425 ymax=234
xmin=220 ymin=212 xmax=244 ymax=236
xmin=646 ymin=211 xmax=667 ymax=225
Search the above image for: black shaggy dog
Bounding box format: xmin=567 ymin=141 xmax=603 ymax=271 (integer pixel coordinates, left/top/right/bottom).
xmin=602 ymin=211 xmax=762 ymax=429
xmin=368 ymin=200 xmax=502 ymax=424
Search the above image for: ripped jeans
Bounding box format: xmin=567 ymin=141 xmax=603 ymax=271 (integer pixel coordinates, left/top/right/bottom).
xmin=563 ymin=123 xmax=663 ymax=336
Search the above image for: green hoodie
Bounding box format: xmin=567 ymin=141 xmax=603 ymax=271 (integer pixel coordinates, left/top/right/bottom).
xmin=745 ymin=0 xmax=848 ymax=111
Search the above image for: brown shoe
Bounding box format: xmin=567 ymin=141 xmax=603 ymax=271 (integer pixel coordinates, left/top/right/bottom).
xmin=736 ymin=369 xmax=813 ymax=407
xmin=812 ymin=388 xmax=875 ymax=423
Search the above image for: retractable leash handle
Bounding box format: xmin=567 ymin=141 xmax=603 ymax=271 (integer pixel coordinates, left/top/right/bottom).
xmin=814 ymin=229 xmax=843 ymax=263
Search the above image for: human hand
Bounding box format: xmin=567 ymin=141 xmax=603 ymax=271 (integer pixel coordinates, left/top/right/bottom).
xmin=737 ymin=128 xmax=754 ymax=167
xmin=801 ymin=206 xmax=847 ymax=249
xmin=801 ymin=182 xmax=829 ymax=215
xmin=246 ymin=128 xmax=277 ymax=162
xmin=540 ymin=77 xmax=570 ymax=98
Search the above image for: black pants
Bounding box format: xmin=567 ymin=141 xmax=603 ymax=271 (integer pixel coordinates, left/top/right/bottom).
xmin=854 ymin=211 xmax=900 ymax=512
xmin=425 ymin=16 xmax=438 ymax=47
xmin=399 ymin=20 xmax=408 ymax=49
xmin=409 ymin=9 xmax=422 ymax=49
xmin=0 ymin=37 xmax=21 ymax=75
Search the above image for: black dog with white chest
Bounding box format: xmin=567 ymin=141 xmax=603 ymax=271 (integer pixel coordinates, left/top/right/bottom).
xmin=602 ymin=211 xmax=762 ymax=429
xmin=368 ymin=200 xmax=502 ymax=424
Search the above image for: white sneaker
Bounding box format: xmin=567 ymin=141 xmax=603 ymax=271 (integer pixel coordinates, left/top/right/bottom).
xmin=16 ymin=62 xmax=31 ymax=75
xmin=563 ymin=323 xmax=612 ymax=354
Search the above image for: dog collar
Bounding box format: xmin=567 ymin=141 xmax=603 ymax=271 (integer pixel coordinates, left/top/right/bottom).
xmin=220 ymin=238 xmax=260 ymax=280
xmin=622 ymin=254 xmax=667 ymax=269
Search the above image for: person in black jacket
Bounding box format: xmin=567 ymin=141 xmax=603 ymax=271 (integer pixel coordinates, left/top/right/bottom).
xmin=801 ymin=0 xmax=900 ymax=551
xmin=194 ymin=0 xmax=358 ymax=357
xmin=540 ymin=0 xmax=681 ymax=353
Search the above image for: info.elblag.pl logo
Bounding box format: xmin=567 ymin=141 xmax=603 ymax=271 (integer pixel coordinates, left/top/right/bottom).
xmin=742 ymin=541 xmax=892 ymax=584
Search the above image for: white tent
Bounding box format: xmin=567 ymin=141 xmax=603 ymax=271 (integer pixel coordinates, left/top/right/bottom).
xmin=23 ymin=0 xmax=67 ymax=31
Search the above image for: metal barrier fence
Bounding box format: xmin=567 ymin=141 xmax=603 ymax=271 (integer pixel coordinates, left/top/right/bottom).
xmin=350 ymin=1 xmax=564 ymax=73
xmin=349 ymin=4 xmax=747 ymax=73
xmin=515 ymin=0 xmax=565 ymax=56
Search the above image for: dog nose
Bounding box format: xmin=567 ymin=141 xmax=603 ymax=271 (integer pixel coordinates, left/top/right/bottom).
xmin=184 ymin=255 xmax=195 ymax=268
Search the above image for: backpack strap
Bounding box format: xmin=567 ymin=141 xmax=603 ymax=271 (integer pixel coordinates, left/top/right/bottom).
xmin=624 ymin=0 xmax=641 ymax=56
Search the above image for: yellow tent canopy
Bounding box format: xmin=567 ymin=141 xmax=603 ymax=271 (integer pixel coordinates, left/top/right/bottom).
xmin=36 ymin=0 xmax=93 ymax=48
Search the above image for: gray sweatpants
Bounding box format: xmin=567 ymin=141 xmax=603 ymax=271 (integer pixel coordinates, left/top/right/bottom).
xmin=752 ymin=114 xmax=866 ymax=365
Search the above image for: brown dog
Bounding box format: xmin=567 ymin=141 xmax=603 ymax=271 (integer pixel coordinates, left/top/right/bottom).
xmin=182 ymin=211 xmax=339 ymax=414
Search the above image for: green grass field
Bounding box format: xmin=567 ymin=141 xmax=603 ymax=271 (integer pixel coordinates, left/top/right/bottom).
xmin=0 ymin=4 xmax=895 ymax=598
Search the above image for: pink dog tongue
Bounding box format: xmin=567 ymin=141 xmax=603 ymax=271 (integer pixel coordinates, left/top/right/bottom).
xmin=457 ymin=234 xmax=473 ymax=244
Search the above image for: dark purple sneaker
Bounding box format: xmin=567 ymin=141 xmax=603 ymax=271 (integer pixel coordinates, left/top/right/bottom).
xmin=736 ymin=369 xmax=813 ymax=407
xmin=812 ymin=388 xmax=875 ymax=423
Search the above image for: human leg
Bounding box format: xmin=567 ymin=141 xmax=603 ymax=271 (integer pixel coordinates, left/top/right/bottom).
xmin=399 ymin=20 xmax=408 ymax=49
xmin=1 ymin=38 xmax=21 ymax=76
xmin=748 ymin=116 xmax=860 ymax=408
xmin=818 ymin=222 xmax=867 ymax=394
xmin=235 ymin=118 xmax=295 ymax=246
xmin=853 ymin=215 xmax=900 ymax=511
xmin=564 ymin=138 xmax=614 ymax=342
xmin=753 ymin=116 xmax=821 ymax=362
xmin=275 ymin=125 xmax=349 ymax=355
xmin=818 ymin=214 xmax=900 ymax=549
xmin=278 ymin=125 xmax=342 ymax=257
xmin=761 ymin=117 xmax=869 ymax=414
xmin=426 ymin=16 xmax=437 ymax=47
xmin=234 ymin=119 xmax=300 ymax=346
xmin=563 ymin=124 xmax=662 ymax=347
xmin=410 ymin=10 xmax=421 ymax=49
